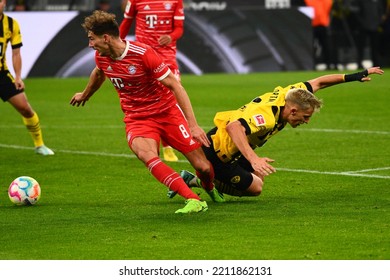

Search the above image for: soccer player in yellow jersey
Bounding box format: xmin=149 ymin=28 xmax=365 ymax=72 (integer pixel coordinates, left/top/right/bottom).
xmin=168 ymin=67 xmax=384 ymax=199
xmin=0 ymin=0 xmax=53 ymax=155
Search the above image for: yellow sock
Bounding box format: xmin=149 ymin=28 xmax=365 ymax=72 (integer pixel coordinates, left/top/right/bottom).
xmin=22 ymin=112 xmax=44 ymax=147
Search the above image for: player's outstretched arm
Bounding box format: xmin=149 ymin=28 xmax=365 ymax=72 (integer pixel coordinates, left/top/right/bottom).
xmin=308 ymin=67 xmax=384 ymax=93
xmin=70 ymin=67 xmax=106 ymax=107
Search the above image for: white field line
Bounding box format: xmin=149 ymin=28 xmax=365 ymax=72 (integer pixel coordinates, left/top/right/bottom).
xmin=0 ymin=143 xmax=137 ymax=158
xmin=342 ymin=167 xmax=390 ymax=173
xmin=1 ymin=125 xmax=390 ymax=135
xmin=277 ymin=168 xmax=390 ymax=180
xmin=0 ymin=124 xmax=124 ymax=129
xmin=298 ymin=128 xmax=390 ymax=135
xmin=1 ymin=143 xmax=389 ymax=180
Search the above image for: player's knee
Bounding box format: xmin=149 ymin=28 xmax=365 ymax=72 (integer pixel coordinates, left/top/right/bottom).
xmin=252 ymin=188 xmax=262 ymax=196
xmin=248 ymin=175 xmax=263 ymax=196
xmin=250 ymin=186 xmax=262 ymax=196
xmin=194 ymin=161 xmax=211 ymax=175
xmin=19 ymin=106 xmax=34 ymax=118
xmin=188 ymin=152 xmax=211 ymax=174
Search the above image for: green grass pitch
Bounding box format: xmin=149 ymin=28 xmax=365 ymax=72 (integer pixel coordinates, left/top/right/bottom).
xmin=0 ymin=70 xmax=389 ymax=260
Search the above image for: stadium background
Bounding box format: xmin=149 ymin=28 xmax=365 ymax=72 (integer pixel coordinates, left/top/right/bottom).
xmin=6 ymin=0 xmax=389 ymax=78
xmin=7 ymin=0 xmax=313 ymax=78
xmin=1 ymin=0 xmax=389 ymax=266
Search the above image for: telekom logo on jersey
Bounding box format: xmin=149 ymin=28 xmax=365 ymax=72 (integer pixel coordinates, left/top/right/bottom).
xmin=110 ymin=77 xmax=124 ymax=89
xmin=145 ymin=14 xmax=171 ymax=28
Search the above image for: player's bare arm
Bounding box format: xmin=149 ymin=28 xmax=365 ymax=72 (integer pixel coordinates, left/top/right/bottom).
xmin=226 ymin=121 xmax=275 ymax=177
xmin=160 ymin=72 xmax=210 ymax=147
xmin=11 ymin=48 xmax=24 ymax=90
xmin=70 ymin=67 xmax=106 ymax=107
xmin=309 ymin=67 xmax=384 ymax=93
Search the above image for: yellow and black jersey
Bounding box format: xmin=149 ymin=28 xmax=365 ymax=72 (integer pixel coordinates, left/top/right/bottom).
xmin=0 ymin=14 xmax=22 ymax=71
xmin=211 ymin=82 xmax=312 ymax=163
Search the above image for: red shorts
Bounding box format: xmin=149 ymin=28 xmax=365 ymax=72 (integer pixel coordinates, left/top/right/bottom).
xmin=125 ymin=104 xmax=201 ymax=154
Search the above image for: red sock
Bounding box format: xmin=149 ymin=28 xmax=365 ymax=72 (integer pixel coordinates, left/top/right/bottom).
xmin=196 ymin=162 xmax=215 ymax=192
xmin=146 ymin=157 xmax=199 ymax=200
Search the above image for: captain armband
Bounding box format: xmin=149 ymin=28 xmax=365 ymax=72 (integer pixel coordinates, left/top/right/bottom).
xmin=343 ymin=69 xmax=369 ymax=82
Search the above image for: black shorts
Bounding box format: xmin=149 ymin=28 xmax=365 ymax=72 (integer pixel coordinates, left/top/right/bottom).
xmin=0 ymin=71 xmax=24 ymax=102
xmin=203 ymin=127 xmax=254 ymax=191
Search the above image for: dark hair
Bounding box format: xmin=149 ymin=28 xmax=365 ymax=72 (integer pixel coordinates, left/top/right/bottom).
xmin=13 ymin=0 xmax=31 ymax=11
xmin=82 ymin=10 xmax=119 ymax=37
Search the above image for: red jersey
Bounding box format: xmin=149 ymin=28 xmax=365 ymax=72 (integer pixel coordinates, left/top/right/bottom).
xmin=95 ymin=40 xmax=176 ymax=120
xmin=121 ymin=0 xmax=184 ymax=68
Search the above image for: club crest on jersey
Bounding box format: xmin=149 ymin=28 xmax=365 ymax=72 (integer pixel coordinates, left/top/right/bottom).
xmin=128 ymin=65 xmax=136 ymax=74
xmin=164 ymin=2 xmax=173 ymax=10
xmin=253 ymin=114 xmax=266 ymax=126
xmin=231 ymin=176 xmax=241 ymax=184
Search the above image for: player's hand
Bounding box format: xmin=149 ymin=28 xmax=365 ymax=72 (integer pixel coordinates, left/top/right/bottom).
xmin=251 ymin=157 xmax=276 ymax=177
xmin=158 ymin=35 xmax=172 ymax=46
xmin=70 ymin=93 xmax=89 ymax=107
xmin=362 ymin=67 xmax=384 ymax=82
xmin=14 ymin=77 xmax=25 ymax=90
xmin=190 ymin=125 xmax=211 ymax=147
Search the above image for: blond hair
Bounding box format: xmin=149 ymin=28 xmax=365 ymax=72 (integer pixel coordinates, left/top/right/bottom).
xmin=285 ymin=88 xmax=323 ymax=112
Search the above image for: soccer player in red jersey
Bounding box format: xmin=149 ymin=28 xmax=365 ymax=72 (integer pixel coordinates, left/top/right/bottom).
xmin=119 ymin=0 xmax=185 ymax=162
xmin=70 ymin=10 xmax=224 ymax=214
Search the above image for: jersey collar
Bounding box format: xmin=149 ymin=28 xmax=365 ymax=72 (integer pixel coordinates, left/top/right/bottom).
xmin=115 ymin=40 xmax=129 ymax=61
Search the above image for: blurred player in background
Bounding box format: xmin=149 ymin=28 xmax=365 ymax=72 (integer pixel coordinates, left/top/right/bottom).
xmin=349 ymin=0 xmax=387 ymax=68
xmin=168 ymin=67 xmax=384 ymax=199
xmin=12 ymin=0 xmax=30 ymax=11
xmin=305 ymin=0 xmax=334 ymax=70
xmin=119 ymin=0 xmax=185 ymax=162
xmin=0 ymin=0 xmax=54 ymax=155
xmin=70 ymin=11 xmax=223 ymax=214
xmin=95 ymin=0 xmax=112 ymax=12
